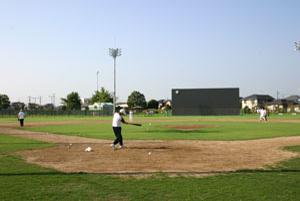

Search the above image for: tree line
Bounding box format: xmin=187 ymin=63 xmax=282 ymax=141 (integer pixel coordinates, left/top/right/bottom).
xmin=0 ymin=88 xmax=164 ymax=112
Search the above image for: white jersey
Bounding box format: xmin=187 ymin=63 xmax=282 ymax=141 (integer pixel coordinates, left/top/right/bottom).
xmin=258 ymin=109 xmax=266 ymax=118
xmin=18 ymin=112 xmax=25 ymax=119
xmin=112 ymin=112 xmax=123 ymax=127
xmin=257 ymin=109 xmax=267 ymax=120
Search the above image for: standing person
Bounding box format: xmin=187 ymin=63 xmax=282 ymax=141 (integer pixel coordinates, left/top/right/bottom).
xmin=257 ymin=107 xmax=267 ymax=122
xmin=129 ymin=110 xmax=133 ymax=122
xmin=263 ymin=108 xmax=268 ymax=121
xmin=111 ymin=108 xmax=128 ymax=150
xmin=17 ymin=109 xmax=25 ymax=127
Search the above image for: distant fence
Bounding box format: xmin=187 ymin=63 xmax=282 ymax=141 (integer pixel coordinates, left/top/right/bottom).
xmin=0 ymin=110 xmax=113 ymax=117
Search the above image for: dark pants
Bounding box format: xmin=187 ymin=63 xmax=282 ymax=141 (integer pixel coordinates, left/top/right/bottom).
xmin=112 ymin=127 xmax=123 ymax=146
xmin=19 ymin=119 xmax=24 ymax=127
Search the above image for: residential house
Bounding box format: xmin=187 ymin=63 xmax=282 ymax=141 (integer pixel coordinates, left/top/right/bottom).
xmin=242 ymin=94 xmax=274 ymax=111
xmin=266 ymin=99 xmax=289 ymax=113
xmin=88 ymin=102 xmax=113 ymax=114
xmin=285 ymin=95 xmax=300 ymax=113
xmin=88 ymin=102 xmax=101 ymax=111
xmin=285 ymin=95 xmax=300 ymax=104
xmin=255 ymin=95 xmax=300 ymax=113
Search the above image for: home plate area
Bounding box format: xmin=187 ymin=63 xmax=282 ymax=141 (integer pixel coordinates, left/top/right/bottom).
xmin=18 ymin=137 xmax=300 ymax=175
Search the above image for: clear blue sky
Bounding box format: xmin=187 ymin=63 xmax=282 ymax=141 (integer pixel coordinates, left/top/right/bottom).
xmin=1 ymin=0 xmax=299 ymax=104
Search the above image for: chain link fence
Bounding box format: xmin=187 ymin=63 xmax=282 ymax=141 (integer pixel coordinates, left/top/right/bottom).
xmin=0 ymin=109 xmax=112 ymax=117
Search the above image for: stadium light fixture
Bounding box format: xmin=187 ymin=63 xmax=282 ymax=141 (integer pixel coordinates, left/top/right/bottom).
xmin=295 ymin=42 xmax=300 ymax=52
xmin=109 ymin=48 xmax=122 ymax=113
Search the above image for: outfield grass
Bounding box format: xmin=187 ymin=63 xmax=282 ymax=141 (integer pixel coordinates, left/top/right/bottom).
xmin=0 ymin=134 xmax=300 ymax=201
xmin=0 ymin=134 xmax=53 ymax=153
xmin=0 ymin=115 xmax=110 ymax=123
xmin=25 ymin=119 xmax=300 ymax=140
xmin=0 ymin=112 xmax=300 ymax=122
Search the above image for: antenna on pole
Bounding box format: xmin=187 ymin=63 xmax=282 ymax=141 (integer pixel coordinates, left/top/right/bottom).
xmin=109 ymin=48 xmax=122 ymax=114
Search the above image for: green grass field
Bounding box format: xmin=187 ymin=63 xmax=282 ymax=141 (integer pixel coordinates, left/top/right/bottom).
xmin=23 ymin=115 xmax=300 ymax=141
xmin=1 ymin=115 xmax=300 ymax=200
xmin=0 ymin=134 xmax=300 ymax=201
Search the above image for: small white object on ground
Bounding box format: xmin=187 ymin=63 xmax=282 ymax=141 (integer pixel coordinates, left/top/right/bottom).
xmin=85 ymin=147 xmax=92 ymax=152
xmin=148 ymin=152 xmax=152 ymax=155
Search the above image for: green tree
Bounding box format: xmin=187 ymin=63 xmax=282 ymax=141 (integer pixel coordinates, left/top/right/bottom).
xmin=28 ymin=103 xmax=41 ymax=111
xmin=242 ymin=106 xmax=252 ymax=114
xmin=0 ymin=94 xmax=10 ymax=110
xmin=91 ymin=87 xmax=113 ymax=103
xmin=11 ymin=102 xmax=25 ymax=111
xmin=61 ymin=92 xmax=81 ymax=111
xmin=43 ymin=103 xmax=55 ymax=111
xmin=147 ymin=99 xmax=158 ymax=109
xmin=127 ymin=91 xmax=147 ymax=109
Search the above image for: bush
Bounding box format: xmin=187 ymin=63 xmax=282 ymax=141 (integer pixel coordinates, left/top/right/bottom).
xmin=242 ymin=106 xmax=252 ymax=114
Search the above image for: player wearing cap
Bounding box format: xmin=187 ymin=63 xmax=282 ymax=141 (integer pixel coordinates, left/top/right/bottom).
xmin=111 ymin=108 xmax=128 ymax=150
xmin=17 ymin=109 xmax=25 ymax=127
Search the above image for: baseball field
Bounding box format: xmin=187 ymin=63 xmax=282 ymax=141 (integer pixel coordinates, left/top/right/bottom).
xmin=1 ymin=114 xmax=300 ymax=200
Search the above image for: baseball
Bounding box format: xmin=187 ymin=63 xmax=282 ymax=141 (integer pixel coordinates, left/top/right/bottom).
xmin=85 ymin=147 xmax=92 ymax=152
xmin=148 ymin=152 xmax=152 ymax=155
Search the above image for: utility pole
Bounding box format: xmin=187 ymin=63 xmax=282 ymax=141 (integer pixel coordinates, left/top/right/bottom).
xmin=49 ymin=94 xmax=55 ymax=106
xmin=109 ymin=48 xmax=122 ymax=113
xmin=97 ymin=71 xmax=100 ymax=92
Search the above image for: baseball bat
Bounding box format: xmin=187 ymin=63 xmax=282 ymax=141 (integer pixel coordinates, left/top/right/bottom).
xmin=127 ymin=122 xmax=142 ymax=126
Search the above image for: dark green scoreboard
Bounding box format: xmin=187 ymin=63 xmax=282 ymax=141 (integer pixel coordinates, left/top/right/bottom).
xmin=172 ymin=88 xmax=240 ymax=115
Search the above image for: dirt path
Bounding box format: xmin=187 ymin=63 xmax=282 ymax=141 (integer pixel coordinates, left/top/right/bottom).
xmin=1 ymin=124 xmax=300 ymax=175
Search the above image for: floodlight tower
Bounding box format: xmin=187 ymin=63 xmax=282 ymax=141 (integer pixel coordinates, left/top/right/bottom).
xmin=295 ymin=42 xmax=300 ymax=52
xmin=109 ymin=48 xmax=122 ymax=113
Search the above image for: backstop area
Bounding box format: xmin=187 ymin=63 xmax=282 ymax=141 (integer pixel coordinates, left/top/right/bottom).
xmin=172 ymin=88 xmax=240 ymax=115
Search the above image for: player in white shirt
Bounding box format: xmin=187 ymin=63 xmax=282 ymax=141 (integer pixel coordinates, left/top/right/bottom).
xmin=111 ymin=108 xmax=128 ymax=150
xmin=257 ymin=107 xmax=268 ymax=121
xmin=17 ymin=109 xmax=25 ymax=127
